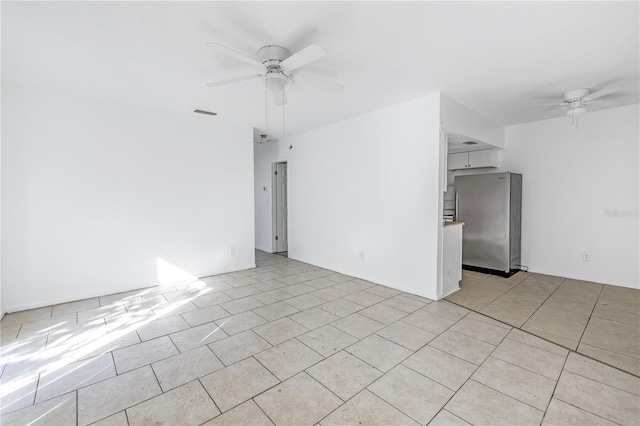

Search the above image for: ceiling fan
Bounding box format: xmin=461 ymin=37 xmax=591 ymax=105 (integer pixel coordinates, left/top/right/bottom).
xmin=532 ymin=81 xmax=623 ymax=128
xmin=206 ymin=42 xmax=344 ymax=105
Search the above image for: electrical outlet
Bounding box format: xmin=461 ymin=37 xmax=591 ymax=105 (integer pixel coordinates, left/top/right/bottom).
xmin=359 ymin=250 xmax=365 ymax=261
xmin=231 ymin=247 xmax=236 ymax=255
xmin=583 ymin=253 xmax=591 ymax=262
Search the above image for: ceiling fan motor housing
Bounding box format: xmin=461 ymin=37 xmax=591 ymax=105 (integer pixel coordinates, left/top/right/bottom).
xmin=258 ymin=45 xmax=291 ymax=92
xmin=563 ymin=88 xmax=590 ymax=103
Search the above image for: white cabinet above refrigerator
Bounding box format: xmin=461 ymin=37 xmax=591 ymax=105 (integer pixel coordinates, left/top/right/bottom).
xmin=448 ymin=149 xmax=498 ymax=170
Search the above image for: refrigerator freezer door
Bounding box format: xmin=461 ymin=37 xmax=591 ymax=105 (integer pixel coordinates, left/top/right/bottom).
xmin=457 ymin=172 xmax=511 ymax=272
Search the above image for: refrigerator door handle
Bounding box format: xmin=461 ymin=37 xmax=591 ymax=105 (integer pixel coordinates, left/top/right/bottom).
xmin=455 ymin=190 xmax=459 ymax=222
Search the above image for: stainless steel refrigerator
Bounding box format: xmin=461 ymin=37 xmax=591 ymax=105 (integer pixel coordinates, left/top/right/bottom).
xmin=455 ymin=172 xmax=522 ymax=276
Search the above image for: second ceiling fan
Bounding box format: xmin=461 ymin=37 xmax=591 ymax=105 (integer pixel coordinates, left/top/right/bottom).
xmin=206 ymin=42 xmax=344 ymax=105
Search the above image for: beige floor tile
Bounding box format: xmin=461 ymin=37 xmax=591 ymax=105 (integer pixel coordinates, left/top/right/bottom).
xmin=152 ymin=346 xmax=223 ymax=391
xmin=522 ymin=305 xmax=590 ymax=341
xmin=343 ymin=290 xmax=386 ymax=307
xmin=402 ymin=345 xmax=477 ymax=391
xmin=200 ymin=357 xmax=279 ymax=413
xmin=307 ymin=351 xmax=382 ymax=400
xmin=400 ymin=309 xmax=457 ymax=335
xmin=224 ymin=285 xmax=262 ymax=300
xmin=346 ymin=334 xmax=412 ymax=372
xmin=1 ymin=391 xmax=76 ymax=426
xmin=554 ymin=370 xmax=640 ymax=425
xmin=284 ymin=293 xmax=326 ymax=310
xmin=224 ymin=276 xmax=259 ymax=288
xmin=0 ymin=375 xmax=39 ymax=414
xmin=492 ymin=338 xmax=566 ymax=380
xmin=505 ymin=329 xmax=569 ymax=356
xmin=332 ymin=313 xmax=385 ymax=339
xmin=1 ymin=306 xmax=53 ymax=328
xmin=500 ymin=287 xmax=552 ymax=304
xmin=181 ymin=305 xmax=230 ymax=327
xmin=592 ymin=303 xmax=640 ymax=326
xmin=423 ymin=300 xmax=469 ymax=321
xmin=480 ymin=296 xmax=540 ymax=327
xmin=252 ymin=289 xmax=294 ymax=305
xmin=136 ymin=315 xmax=190 ymax=341
xmin=78 ymin=365 xmax=161 ymax=425
xmin=445 ymin=289 xmax=501 ymax=311
xmin=429 ymin=330 xmax=495 ymax=365
xmin=256 ymin=372 xmax=342 ymax=426
xmin=52 ymin=298 xmax=100 ymax=317
xmin=549 ymin=288 xmax=599 ymax=307
xmin=208 ymin=330 xmax=272 ymax=366
xmin=577 ymin=342 xmax=640 ymax=377
xmin=358 ymin=303 xmax=407 ymax=325
xmin=472 ymin=356 xmax=556 ymax=410
xmin=542 ymin=398 xmax=618 ymax=426
xmin=36 ymin=353 xmax=116 ymax=403
xmin=306 ymin=277 xmax=337 ymax=290
xmin=276 ymin=274 xmax=307 ymax=285
xmin=290 ymin=307 xmax=339 ymax=330
xmin=445 ymin=380 xmax=543 ymax=426
xmin=78 ymin=330 xmax=141 ymax=360
xmin=563 ymin=352 xmax=640 ymax=396
xmin=376 ymin=321 xmax=436 ymax=351
xmin=252 ymin=301 xmax=299 ymax=321
xmin=319 ymin=389 xmax=419 ymax=426
xmin=296 ymin=324 xmax=359 ymax=357
xmin=324 ymin=273 xmax=353 ymax=284
xmin=428 ymin=410 xmax=472 ymax=425
xmin=219 ymin=296 xmax=263 ymax=315
xmin=581 ymin=327 xmax=640 ymax=358
xmin=90 ymin=411 xmax=129 ymax=426
xmin=123 ymin=295 xmax=169 ymax=312
xmin=253 ymin=317 xmax=308 ymax=346
xmin=311 ymin=287 xmax=350 ymax=302
xmin=281 ymin=283 xmax=316 ymax=297
xmin=520 ymin=325 xmax=579 ymax=350
xmin=191 ymin=291 xmax=232 ymax=309
xmin=255 ymin=338 xmax=323 ymax=380
xmin=77 ymin=304 xmax=126 ymax=326
xmin=332 ymin=280 xmax=376 ymax=294
xmin=586 ymin=316 xmax=640 ymax=340
xmin=252 ymin=279 xmax=287 ymax=292
xmin=126 ymin=380 xmax=219 ymax=426
xmin=215 ymin=311 xmax=266 ymax=336
xmin=18 ymin=313 xmax=78 ymax=338
xmin=542 ymin=295 xmax=596 ymax=315
xmin=381 ymin=294 xmax=427 ymax=313
xmin=449 ymin=316 xmax=510 ymax=345
xmin=369 ymin=364 xmax=454 ymax=424
xmin=203 ymin=400 xmax=275 ymax=426
xmin=112 ymin=335 xmax=178 ymax=374
xmin=366 ymin=285 xmax=401 ymax=298
xmin=318 ymin=298 xmax=363 ymax=317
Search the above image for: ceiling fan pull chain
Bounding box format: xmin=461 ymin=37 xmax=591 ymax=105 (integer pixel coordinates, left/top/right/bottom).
xmin=282 ymin=86 xmax=286 ymax=146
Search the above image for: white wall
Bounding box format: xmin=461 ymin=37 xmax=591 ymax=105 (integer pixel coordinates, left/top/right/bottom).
xmin=254 ymin=139 xmax=290 ymax=252
xmin=2 ymin=84 xmax=256 ymax=312
xmin=441 ymin=94 xmax=505 ymax=148
xmin=501 ymin=104 xmax=639 ymax=288
xmin=284 ymin=94 xmax=443 ymax=299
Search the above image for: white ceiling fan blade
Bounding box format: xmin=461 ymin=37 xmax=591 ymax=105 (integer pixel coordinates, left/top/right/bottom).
xmin=281 ymin=44 xmax=327 ymax=72
xmin=206 ymin=42 xmax=263 ymax=69
xmin=206 ymin=73 xmax=262 ymax=88
xmin=542 ymin=104 xmax=567 ymax=114
xmin=272 ymin=90 xmax=287 ymax=106
xmin=292 ymin=74 xmax=344 ymax=94
xmin=530 ymin=102 xmax=565 ymax=106
xmin=584 ymin=85 xmax=621 ymax=101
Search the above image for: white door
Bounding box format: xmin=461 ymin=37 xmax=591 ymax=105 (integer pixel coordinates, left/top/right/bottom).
xmin=275 ymin=162 xmax=288 ymax=252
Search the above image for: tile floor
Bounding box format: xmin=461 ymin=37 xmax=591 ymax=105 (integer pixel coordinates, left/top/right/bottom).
xmin=0 ymin=251 xmax=638 ymax=425
xmin=446 ymin=270 xmax=640 ymax=376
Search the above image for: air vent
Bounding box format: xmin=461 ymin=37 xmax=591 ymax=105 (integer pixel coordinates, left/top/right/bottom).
xmin=463 ymin=141 xmax=478 ymax=145
xmin=193 ymin=109 xmax=217 ymax=116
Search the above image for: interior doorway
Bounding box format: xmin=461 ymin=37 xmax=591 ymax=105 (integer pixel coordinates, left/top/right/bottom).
xmin=272 ymin=162 xmax=288 ymax=254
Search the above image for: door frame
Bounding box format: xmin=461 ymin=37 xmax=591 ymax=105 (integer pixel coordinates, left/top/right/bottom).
xmin=271 ymin=161 xmax=288 ymax=253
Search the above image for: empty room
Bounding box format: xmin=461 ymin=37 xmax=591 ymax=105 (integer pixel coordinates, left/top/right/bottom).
xmin=1 ymin=1 xmax=638 ymax=425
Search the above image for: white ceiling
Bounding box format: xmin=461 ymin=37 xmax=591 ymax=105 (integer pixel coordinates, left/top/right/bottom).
xmin=2 ymin=1 xmax=638 ymax=138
